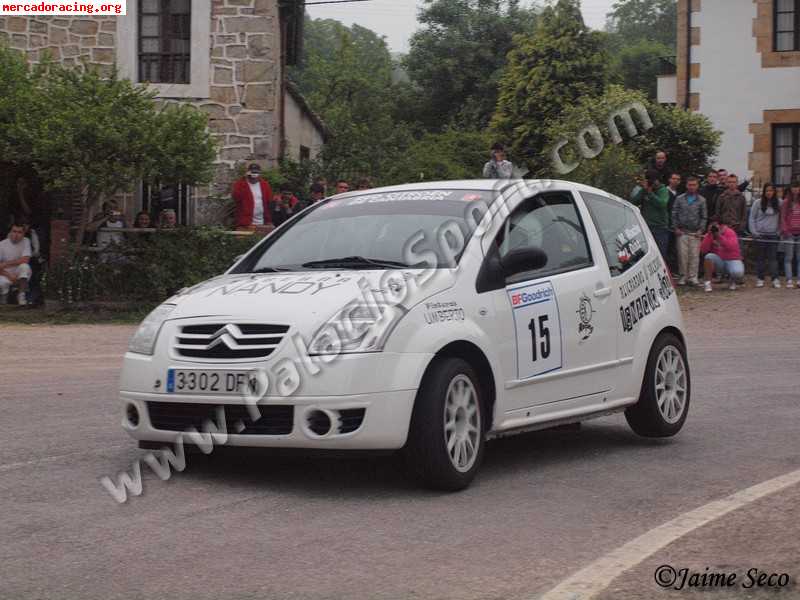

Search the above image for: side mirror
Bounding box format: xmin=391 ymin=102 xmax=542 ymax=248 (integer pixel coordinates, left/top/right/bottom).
xmin=500 ymin=247 xmax=547 ymax=278
xmin=232 ymin=254 xmax=244 ymax=267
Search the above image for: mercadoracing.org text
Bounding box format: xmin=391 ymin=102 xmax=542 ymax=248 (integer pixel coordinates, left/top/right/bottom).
xmin=1 ymin=1 xmax=125 ymax=14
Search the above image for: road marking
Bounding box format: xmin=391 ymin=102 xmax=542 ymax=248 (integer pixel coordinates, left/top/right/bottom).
xmin=538 ymin=467 xmax=800 ymax=600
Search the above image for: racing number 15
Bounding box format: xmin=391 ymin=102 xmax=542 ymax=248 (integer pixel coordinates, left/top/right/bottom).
xmin=528 ymin=315 xmax=550 ymax=362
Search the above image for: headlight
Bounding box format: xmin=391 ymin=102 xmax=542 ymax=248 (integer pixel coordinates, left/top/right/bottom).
xmin=128 ymin=304 xmax=176 ymax=355
xmin=308 ymin=303 xmax=407 ymax=356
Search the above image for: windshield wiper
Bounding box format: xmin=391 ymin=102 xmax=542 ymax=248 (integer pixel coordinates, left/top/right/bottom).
xmin=301 ymin=256 xmax=411 ymax=270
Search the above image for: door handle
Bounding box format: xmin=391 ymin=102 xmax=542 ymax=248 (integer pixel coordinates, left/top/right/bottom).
xmin=593 ymin=287 xmax=612 ymax=299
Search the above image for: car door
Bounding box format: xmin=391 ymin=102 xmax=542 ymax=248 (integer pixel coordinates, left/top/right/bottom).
xmin=479 ymin=188 xmax=619 ymax=413
xmin=580 ymin=190 xmax=656 ymax=382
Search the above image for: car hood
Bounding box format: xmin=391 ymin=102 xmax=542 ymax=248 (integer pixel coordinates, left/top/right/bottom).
xmin=165 ymin=269 xmax=457 ymax=327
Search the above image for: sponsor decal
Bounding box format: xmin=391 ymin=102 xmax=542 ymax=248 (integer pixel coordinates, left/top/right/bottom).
xmin=510 ymin=285 xmax=555 ymax=308
xmin=203 ymin=274 xmax=354 ymax=297
xmin=619 ymin=263 xmax=674 ymax=334
xmin=576 ymin=293 xmax=595 ymax=342
xmin=423 ymin=301 xmax=465 ymax=325
xmin=341 ymin=190 xmax=455 ymax=206
xmin=616 ymin=224 xmax=645 ymax=265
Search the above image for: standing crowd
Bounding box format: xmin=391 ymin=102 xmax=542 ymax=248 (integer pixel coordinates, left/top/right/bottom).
xmin=630 ymin=151 xmax=800 ymax=292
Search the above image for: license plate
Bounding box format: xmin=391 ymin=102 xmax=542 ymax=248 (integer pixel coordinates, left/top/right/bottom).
xmin=166 ymin=369 xmax=258 ymax=396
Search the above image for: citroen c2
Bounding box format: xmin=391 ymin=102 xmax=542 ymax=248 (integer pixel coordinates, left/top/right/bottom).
xmin=120 ymin=180 xmax=691 ymax=490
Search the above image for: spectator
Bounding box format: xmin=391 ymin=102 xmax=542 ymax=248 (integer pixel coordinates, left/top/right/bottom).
xmin=715 ymin=174 xmax=748 ymax=240
xmin=335 ymin=180 xmax=350 ymax=194
xmin=701 ymin=221 xmax=744 ymax=292
xmin=632 ymin=169 xmax=671 ymax=260
xmin=648 ymin=150 xmax=672 ymax=185
xmin=313 ymin=177 xmax=329 ymax=196
xmin=629 ymin=174 xmax=645 ymax=203
xmin=158 ymin=209 xmax=177 ymax=229
xmin=482 ymin=142 xmax=514 ymax=179
xmin=665 ymin=172 xmax=682 ymax=270
xmin=780 ymin=180 xmax=800 ymax=288
xmin=309 ymin=183 xmax=325 ymax=204
xmin=356 ymin=177 xmax=373 ymax=191
xmin=672 ymin=176 xmax=707 ymax=286
xmin=270 ymin=187 xmax=299 ymax=227
xmin=18 ymin=217 xmax=43 ymax=306
xmin=717 ymin=167 xmax=750 ymax=193
xmin=133 ymin=211 xmax=152 ymax=228
xmin=85 ymin=201 xmax=119 ymax=244
xmin=667 ymin=173 xmax=682 ymax=206
xmin=0 ymin=223 xmax=32 ymax=306
xmin=232 ymin=163 xmax=273 ymax=230
xmin=749 ymin=183 xmax=782 ymax=288
xmin=95 ymin=209 xmax=126 ymax=249
xmin=700 ymin=170 xmax=723 ymax=218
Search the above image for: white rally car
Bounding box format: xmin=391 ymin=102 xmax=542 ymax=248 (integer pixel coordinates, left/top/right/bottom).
xmin=120 ymin=180 xmax=690 ymax=490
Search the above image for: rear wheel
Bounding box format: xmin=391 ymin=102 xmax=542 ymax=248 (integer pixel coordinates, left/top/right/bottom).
xmin=625 ymin=333 xmax=690 ymax=437
xmin=402 ymin=357 xmax=486 ymax=491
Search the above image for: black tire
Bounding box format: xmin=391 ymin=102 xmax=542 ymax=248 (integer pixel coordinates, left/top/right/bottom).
xmin=402 ymin=357 xmax=486 ymax=491
xmin=625 ymin=332 xmax=691 ymax=437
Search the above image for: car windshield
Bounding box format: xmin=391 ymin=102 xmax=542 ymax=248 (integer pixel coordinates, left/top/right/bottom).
xmin=234 ymin=189 xmax=496 ymax=272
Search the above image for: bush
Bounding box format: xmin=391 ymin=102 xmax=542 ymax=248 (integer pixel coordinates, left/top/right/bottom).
xmin=44 ymin=228 xmax=261 ymax=304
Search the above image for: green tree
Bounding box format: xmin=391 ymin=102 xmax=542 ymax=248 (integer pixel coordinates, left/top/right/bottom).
xmin=605 ymin=0 xmax=677 ymax=49
xmin=288 ymin=18 xmax=411 ymax=184
xmin=9 ymin=58 xmax=215 ymax=250
xmin=543 ymin=85 xmax=720 ymax=196
xmin=491 ymin=0 xmax=608 ymax=175
xmin=383 ymin=129 xmax=491 ymax=184
xmin=609 ymin=39 xmax=672 ymax=100
xmin=403 ymin=0 xmax=538 ymax=131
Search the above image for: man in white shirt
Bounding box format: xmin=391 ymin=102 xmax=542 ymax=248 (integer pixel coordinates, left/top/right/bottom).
xmin=0 ymin=223 xmax=33 ymax=306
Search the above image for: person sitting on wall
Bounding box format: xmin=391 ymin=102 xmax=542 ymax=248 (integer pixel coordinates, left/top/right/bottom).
xmin=232 ymin=163 xmax=273 ymax=232
xmin=0 ymin=223 xmax=33 ymax=306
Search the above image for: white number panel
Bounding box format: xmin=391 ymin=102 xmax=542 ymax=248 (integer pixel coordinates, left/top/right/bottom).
xmin=507 ymin=281 xmax=563 ymax=380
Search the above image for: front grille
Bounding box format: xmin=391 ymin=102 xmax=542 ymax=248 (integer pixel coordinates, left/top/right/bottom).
xmin=338 ymin=408 xmax=366 ymax=434
xmin=147 ymin=402 xmax=294 ymax=435
xmin=174 ymin=323 xmax=289 ymax=360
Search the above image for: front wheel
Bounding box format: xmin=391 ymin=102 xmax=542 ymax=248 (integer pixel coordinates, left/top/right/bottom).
xmin=625 ymin=333 xmax=691 ymax=437
xmin=402 ymin=357 xmax=486 ymax=491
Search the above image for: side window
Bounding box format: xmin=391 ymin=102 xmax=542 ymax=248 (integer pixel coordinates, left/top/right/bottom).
xmin=582 ymin=192 xmax=649 ymax=276
xmin=495 ymin=192 xmax=593 ymax=282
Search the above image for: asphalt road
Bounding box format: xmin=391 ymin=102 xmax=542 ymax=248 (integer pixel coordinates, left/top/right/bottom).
xmin=1 ymin=287 xmax=799 ymax=600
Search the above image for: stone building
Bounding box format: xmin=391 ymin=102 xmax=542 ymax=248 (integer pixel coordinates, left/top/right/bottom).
xmin=658 ymin=0 xmax=800 ymax=188
xmin=0 ymin=0 xmax=326 ymax=226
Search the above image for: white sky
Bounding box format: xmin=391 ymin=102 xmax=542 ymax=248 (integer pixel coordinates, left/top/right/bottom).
xmin=306 ymin=0 xmax=616 ymax=53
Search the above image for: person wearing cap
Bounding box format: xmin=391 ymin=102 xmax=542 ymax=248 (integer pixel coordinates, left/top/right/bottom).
xmin=482 ymin=143 xmax=514 ymax=179
xmin=232 ymin=163 xmax=273 ymax=230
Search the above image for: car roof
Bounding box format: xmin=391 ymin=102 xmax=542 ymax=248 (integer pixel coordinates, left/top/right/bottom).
xmin=330 ymin=179 xmax=627 ymax=204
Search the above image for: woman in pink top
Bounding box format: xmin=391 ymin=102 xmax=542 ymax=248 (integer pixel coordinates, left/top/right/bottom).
xmin=700 ymin=222 xmax=744 ymax=292
xmin=781 ymin=181 xmax=800 ymax=288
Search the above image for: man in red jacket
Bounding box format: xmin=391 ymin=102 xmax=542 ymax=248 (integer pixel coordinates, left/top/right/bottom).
xmin=232 ymin=163 xmax=273 ymax=231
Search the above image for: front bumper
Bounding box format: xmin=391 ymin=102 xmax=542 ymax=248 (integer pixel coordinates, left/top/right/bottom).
xmin=120 ymin=389 xmax=417 ymax=450
xmin=119 ymin=352 xmax=432 ymax=450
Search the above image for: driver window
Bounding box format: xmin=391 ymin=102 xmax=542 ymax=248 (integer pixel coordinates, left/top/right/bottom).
xmin=495 ymin=192 xmax=593 ymax=281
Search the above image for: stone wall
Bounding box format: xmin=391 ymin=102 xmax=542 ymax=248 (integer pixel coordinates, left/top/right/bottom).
xmin=0 ymin=15 xmax=116 ymax=71
xmin=205 ymin=0 xmax=281 ymax=200
xmin=0 ymin=0 xmax=283 ymax=224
